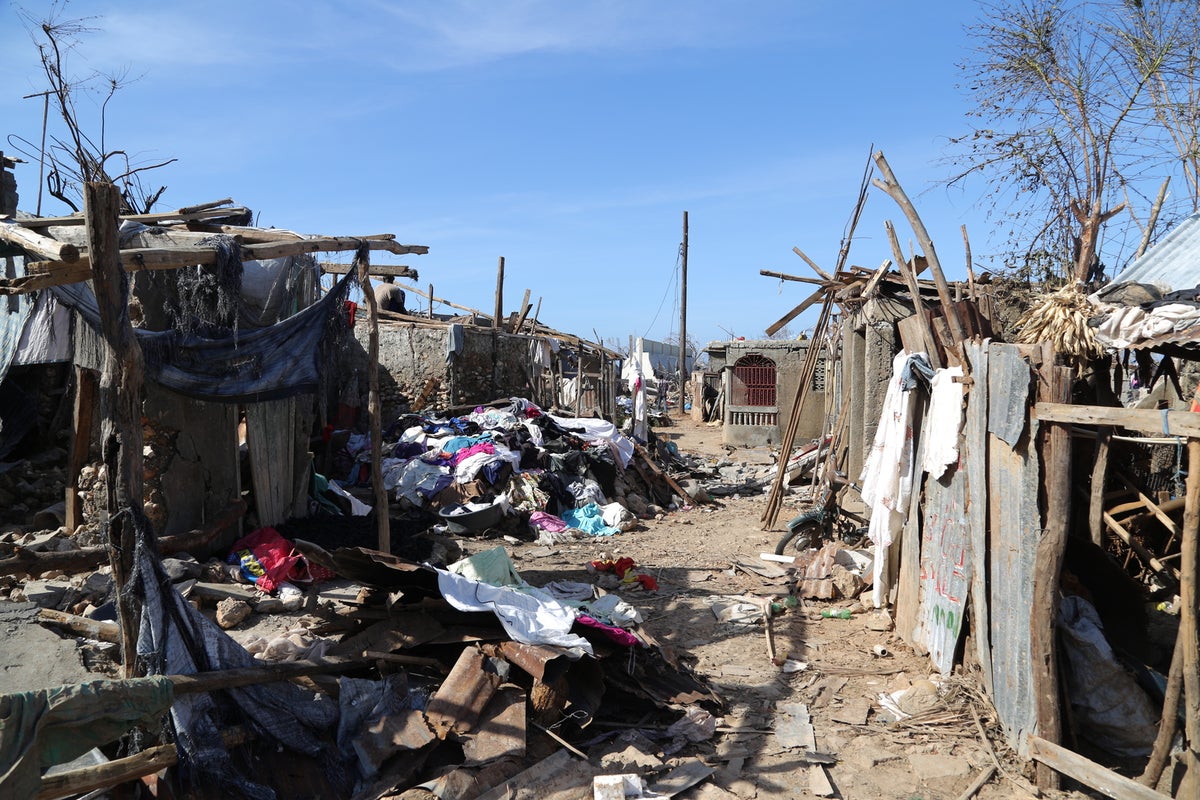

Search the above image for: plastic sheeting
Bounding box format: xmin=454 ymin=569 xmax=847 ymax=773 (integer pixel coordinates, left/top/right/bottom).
xmin=51 ymin=271 xmax=356 ymax=403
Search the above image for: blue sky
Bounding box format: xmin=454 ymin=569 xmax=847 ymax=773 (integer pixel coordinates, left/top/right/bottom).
xmin=1 ymin=1 xmax=992 ymax=351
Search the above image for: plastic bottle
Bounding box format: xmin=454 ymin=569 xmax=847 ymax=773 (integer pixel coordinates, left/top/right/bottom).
xmin=769 ymin=595 xmax=799 ymax=615
xmin=821 ymin=608 xmax=852 ymax=619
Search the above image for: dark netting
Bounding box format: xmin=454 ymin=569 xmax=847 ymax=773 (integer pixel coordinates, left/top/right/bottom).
xmin=165 ymin=236 xmax=246 ymax=338
xmin=50 ymin=270 xmax=358 ymax=403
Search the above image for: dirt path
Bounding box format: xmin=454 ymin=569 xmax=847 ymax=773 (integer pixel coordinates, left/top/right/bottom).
xmin=500 ymin=416 xmax=1039 ymax=800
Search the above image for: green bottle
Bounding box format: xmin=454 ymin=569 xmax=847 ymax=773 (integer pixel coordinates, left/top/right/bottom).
xmin=821 ymin=608 xmax=852 ymax=619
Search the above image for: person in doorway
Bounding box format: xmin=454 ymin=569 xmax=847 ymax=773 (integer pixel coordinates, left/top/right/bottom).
xmin=374 ymin=276 xmax=406 ymax=314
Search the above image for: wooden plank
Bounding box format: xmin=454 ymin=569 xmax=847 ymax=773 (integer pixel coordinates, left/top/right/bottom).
xmin=1036 ymin=402 xmax=1200 ymax=439
xmin=319 ymin=262 xmax=416 ymax=278
xmin=1028 ymin=735 xmax=1167 ymax=800
xmin=963 ymin=341 xmax=993 ymax=697
xmin=64 ymin=366 xmax=97 ymax=532
xmin=765 ymin=286 xmax=825 ymax=337
xmin=245 ymin=397 xmax=297 ymax=528
xmin=791 ymin=246 xmax=833 ymax=280
xmin=860 ymin=258 xmax=893 ymax=299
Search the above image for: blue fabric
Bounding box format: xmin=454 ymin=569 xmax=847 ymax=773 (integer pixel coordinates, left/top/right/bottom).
xmin=50 ymin=271 xmax=356 ymax=403
xmin=561 ymin=503 xmax=619 ymax=536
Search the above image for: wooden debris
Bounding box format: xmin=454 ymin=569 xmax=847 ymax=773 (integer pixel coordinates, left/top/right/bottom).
xmin=1028 ymin=735 xmax=1165 ymax=800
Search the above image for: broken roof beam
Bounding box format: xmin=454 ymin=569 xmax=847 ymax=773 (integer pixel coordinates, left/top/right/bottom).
xmin=320 ymin=262 xmax=418 ymax=279
xmin=5 ymin=236 xmax=428 ymax=295
xmin=758 ymin=269 xmax=829 ymax=287
xmin=765 ymin=286 xmax=826 ymax=337
xmin=17 ymin=204 xmax=252 ymax=228
xmin=178 ymin=222 xmax=305 ymax=242
xmin=0 ymin=218 xmax=79 ymax=263
xmin=791 ymin=246 xmax=833 ymax=280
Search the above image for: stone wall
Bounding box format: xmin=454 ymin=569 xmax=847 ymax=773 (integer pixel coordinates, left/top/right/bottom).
xmin=344 ymin=322 xmax=555 ymax=420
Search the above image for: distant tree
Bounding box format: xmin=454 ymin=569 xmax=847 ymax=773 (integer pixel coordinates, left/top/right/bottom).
xmin=947 ymin=0 xmax=1197 ymax=282
xmin=6 ymin=6 xmax=174 ymax=214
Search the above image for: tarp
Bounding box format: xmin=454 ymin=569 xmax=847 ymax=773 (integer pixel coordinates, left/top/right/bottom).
xmin=50 ymin=271 xmax=356 ymax=403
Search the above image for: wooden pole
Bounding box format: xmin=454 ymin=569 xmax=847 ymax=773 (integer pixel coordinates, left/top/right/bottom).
xmin=872 ymin=151 xmax=967 ymax=344
xmin=1089 ymin=428 xmax=1112 ymax=547
xmin=355 ymin=245 xmax=390 ymax=554
xmin=428 ymin=282 xmax=434 ymax=317
xmin=64 ymin=366 xmax=97 ymax=532
xmin=493 ymin=256 xmax=505 ymax=329
xmin=679 ymin=210 xmax=688 ymax=417
xmin=961 ymin=224 xmax=977 ymax=302
xmin=1179 ymin=440 xmax=1200 ymax=780
xmin=85 ymin=181 xmax=149 ymax=678
xmin=1140 ymin=627 xmax=1185 ymax=787
xmin=1030 ymin=361 xmax=1072 ymax=791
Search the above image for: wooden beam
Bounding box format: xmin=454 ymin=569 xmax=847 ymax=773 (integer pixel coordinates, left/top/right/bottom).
xmin=0 ymin=218 xmax=79 ymax=262
xmin=356 ymin=245 xmax=390 ymax=555
xmin=86 ymin=181 xmax=148 ymax=678
xmin=1031 ymin=363 xmax=1072 ymax=790
xmin=764 ymin=287 xmax=826 ymax=338
xmin=3 ymin=237 xmax=428 ymax=295
xmin=318 ymin=262 xmax=416 ymax=278
xmin=791 ymin=246 xmax=833 ymax=280
xmin=37 ymin=728 xmax=253 ymax=800
xmin=872 ymin=151 xmax=967 ymax=343
xmin=860 ymin=258 xmax=893 ymax=299
xmin=1089 ymin=428 xmax=1112 ymax=547
xmin=1028 ymin=735 xmax=1167 ymax=800
xmin=21 ymin=205 xmax=251 ymax=228
xmin=758 ymin=269 xmax=828 ymax=286
xmin=1036 ymin=403 xmax=1200 ymax=439
xmin=511 ymin=288 xmax=531 ymax=333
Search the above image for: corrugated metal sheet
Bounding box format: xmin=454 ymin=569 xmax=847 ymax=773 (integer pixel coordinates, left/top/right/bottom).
xmin=986 ymin=343 xmax=1040 ymax=755
xmin=1105 ymin=210 xmax=1200 ymax=291
xmin=915 ymin=459 xmax=971 ymax=675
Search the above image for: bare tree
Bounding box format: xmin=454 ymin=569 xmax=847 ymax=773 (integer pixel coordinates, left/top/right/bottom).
xmin=948 ymin=0 xmax=1173 ymax=282
xmin=1122 ymin=0 xmax=1200 ymax=212
xmin=7 ymin=5 xmax=174 ymax=214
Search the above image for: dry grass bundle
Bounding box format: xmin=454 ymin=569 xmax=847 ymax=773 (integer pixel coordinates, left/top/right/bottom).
xmin=1014 ymin=283 xmax=1107 ymax=362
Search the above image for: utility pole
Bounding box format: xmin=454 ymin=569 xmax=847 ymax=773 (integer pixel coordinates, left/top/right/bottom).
xmin=678 ymin=211 xmax=688 ymax=417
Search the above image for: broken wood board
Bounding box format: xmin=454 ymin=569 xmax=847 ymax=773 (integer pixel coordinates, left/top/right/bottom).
xmin=328 ymin=612 xmax=446 ymax=657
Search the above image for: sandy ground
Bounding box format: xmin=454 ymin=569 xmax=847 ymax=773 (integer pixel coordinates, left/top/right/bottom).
xmin=3 ymin=415 xmax=1072 ymax=800
xmin=490 ymin=416 xmax=1048 ymax=800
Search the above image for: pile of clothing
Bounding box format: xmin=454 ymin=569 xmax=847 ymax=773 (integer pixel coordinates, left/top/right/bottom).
xmin=331 ymin=398 xmax=638 ymax=538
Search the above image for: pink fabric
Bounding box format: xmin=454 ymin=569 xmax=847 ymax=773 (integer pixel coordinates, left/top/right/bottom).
xmin=451 ymin=441 xmax=495 ymax=466
xmin=529 ymin=511 xmax=568 ymax=532
xmin=576 ymin=614 xmax=640 ymax=647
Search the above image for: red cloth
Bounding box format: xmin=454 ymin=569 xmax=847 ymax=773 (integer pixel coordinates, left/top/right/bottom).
xmin=589 ymin=557 xmax=658 ymax=591
xmin=228 ymin=527 xmax=335 ymax=593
